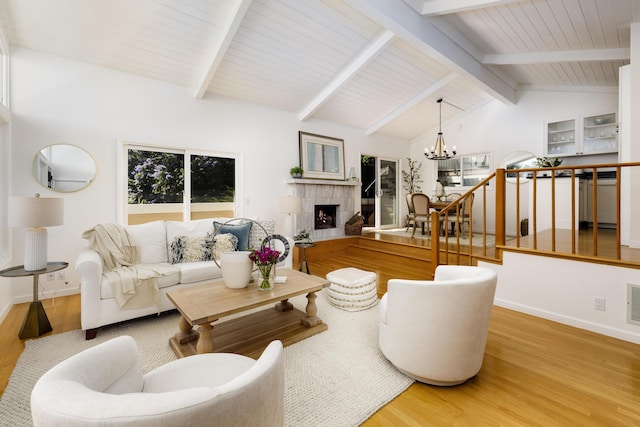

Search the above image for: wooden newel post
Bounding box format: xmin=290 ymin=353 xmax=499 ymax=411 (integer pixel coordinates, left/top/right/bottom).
xmin=495 ymin=168 xmax=506 ymax=247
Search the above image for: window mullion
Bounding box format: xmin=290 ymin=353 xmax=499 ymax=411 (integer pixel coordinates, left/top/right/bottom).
xmin=184 ymin=152 xmax=192 ymax=221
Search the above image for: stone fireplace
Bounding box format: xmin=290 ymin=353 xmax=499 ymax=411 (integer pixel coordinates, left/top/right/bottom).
xmin=287 ymin=179 xmax=360 ymax=240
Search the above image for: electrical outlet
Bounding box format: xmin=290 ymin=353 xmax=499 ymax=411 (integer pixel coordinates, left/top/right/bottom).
xmin=55 ymin=270 xmax=66 ymax=280
xmin=594 ymin=297 xmax=606 ymax=311
xmin=46 ymin=273 xmax=55 ymax=281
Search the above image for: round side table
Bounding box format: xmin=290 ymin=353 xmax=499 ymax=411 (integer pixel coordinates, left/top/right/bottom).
xmin=0 ymin=262 xmax=69 ymax=339
xmin=295 ymin=241 xmax=316 ymax=274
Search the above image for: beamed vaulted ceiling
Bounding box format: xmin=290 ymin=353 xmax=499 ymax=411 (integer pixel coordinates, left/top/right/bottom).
xmin=0 ymin=0 xmax=634 ymax=141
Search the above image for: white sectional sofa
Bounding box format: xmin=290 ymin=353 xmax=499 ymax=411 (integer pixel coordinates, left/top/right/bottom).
xmin=76 ymin=218 xmax=293 ymax=339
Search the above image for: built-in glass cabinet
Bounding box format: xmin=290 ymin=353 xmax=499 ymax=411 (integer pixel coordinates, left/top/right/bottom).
xmin=582 ymin=113 xmax=617 ymax=155
xmin=546 ymin=119 xmax=576 ymax=156
xmin=546 ymin=113 xmax=617 ymax=157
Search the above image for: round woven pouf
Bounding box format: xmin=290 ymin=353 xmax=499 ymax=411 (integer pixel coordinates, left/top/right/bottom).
xmin=326 ymin=267 xmax=378 ymax=311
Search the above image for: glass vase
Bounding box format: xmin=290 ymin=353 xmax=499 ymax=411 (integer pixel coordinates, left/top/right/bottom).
xmin=257 ymin=263 xmax=273 ymax=291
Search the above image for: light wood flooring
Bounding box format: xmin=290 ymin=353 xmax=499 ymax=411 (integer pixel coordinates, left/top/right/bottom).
xmin=2 ymin=236 xmax=640 ymax=425
xmin=506 ymin=228 xmax=640 ymax=264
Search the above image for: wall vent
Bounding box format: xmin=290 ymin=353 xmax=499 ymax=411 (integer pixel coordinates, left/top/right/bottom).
xmin=627 ymin=284 xmax=640 ymax=326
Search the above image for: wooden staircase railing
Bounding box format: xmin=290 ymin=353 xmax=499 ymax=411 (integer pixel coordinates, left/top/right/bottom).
xmin=430 ymin=161 xmax=640 ymax=268
xmin=431 ymin=172 xmax=496 ymax=266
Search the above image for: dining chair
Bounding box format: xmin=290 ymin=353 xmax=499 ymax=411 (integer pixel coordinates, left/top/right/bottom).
xmin=405 ymin=193 xmax=416 ymax=232
xmin=448 ymin=193 xmax=474 ymax=238
xmin=445 ymin=192 xmax=462 ymax=202
xmin=410 ymin=193 xmax=431 ymax=238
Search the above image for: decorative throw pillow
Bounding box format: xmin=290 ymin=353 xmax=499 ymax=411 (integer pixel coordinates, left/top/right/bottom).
xmin=246 ymin=219 xmax=276 ymax=251
xmin=170 ymin=234 xmax=214 ymax=264
xmin=211 ymin=233 xmax=239 ymax=260
xmin=213 ymin=221 xmax=253 ymax=251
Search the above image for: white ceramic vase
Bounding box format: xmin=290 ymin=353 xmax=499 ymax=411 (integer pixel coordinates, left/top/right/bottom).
xmin=220 ymin=251 xmax=253 ymax=289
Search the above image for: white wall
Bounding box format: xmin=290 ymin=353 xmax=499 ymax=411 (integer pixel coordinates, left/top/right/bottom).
xmin=629 ymin=23 xmax=640 ymax=248
xmin=482 ymin=253 xmax=640 ymax=344
xmin=4 ymin=47 xmax=409 ymax=307
xmin=0 ymin=123 xmax=12 ymax=322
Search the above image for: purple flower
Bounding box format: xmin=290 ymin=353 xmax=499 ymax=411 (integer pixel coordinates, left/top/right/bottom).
xmin=249 ymin=246 xmax=281 ymax=265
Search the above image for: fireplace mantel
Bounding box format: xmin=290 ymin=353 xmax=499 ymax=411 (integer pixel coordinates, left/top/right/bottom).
xmin=286 ymin=179 xmax=361 ymax=187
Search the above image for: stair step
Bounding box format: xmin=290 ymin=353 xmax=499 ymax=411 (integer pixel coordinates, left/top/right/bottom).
xmin=352 ymin=238 xmax=429 ymax=261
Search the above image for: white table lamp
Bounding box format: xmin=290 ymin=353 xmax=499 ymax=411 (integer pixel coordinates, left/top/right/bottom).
xmin=279 ymin=195 xmax=302 ymax=238
xmin=9 ymin=194 xmax=64 ymax=271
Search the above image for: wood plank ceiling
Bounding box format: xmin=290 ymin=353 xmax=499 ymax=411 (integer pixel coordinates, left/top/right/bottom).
xmin=0 ymin=0 xmax=634 ymax=141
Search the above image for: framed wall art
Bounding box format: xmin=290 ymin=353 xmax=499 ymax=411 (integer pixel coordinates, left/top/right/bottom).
xmin=299 ymin=131 xmax=345 ymax=180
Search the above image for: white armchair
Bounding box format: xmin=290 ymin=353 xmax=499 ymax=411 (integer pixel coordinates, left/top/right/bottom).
xmin=379 ymin=265 xmax=497 ymax=386
xmin=31 ymin=336 xmax=284 ymax=426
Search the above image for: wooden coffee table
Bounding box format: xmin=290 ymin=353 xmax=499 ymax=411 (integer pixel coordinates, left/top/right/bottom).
xmin=167 ymin=268 xmax=329 ymax=358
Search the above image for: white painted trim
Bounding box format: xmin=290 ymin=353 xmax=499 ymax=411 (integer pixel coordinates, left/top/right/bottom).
xmin=494 ymin=298 xmax=640 ymax=345
xmin=194 ymin=0 xmax=252 ymax=99
xmin=484 ymin=48 xmax=630 ymax=65
xmin=365 ymin=72 xmax=457 ymax=135
xmin=345 ymin=0 xmax=517 ymax=105
xmin=298 ymin=30 xmax=394 ymax=121
xmin=518 ymin=84 xmax=619 ymax=94
xmin=15 ymin=286 xmax=80 ymax=303
xmin=1 ymin=286 xmax=78 ymax=325
xmin=420 ymin=0 xmax=522 ymax=16
xmin=0 ymin=299 xmax=10 ymax=326
xmin=117 ymin=140 xmax=243 ymax=223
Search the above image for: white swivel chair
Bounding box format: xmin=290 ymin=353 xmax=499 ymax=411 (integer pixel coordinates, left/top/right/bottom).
xmin=379 ymin=265 xmax=497 ymax=386
xmin=31 ymin=336 xmax=284 ymax=427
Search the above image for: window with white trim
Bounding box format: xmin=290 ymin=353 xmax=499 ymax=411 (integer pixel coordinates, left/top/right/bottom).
xmin=122 ymin=143 xmax=240 ymax=225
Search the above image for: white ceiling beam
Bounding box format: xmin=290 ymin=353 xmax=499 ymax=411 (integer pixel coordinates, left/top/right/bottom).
xmin=518 ymin=84 xmax=619 ymax=94
xmin=298 ymin=29 xmax=394 ymax=121
xmin=365 ymin=72 xmax=457 ymax=135
xmin=345 ymin=0 xmax=516 ymax=105
xmin=194 ymin=0 xmax=252 ymax=99
xmin=418 ymin=0 xmax=524 ymax=16
xmin=484 ymin=48 xmax=630 ymax=65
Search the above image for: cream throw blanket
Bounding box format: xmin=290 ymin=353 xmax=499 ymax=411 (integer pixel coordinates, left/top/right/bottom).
xmin=82 ymin=223 xmax=179 ymax=310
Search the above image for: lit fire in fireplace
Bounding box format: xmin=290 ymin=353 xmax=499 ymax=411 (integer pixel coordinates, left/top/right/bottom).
xmin=314 ymin=204 xmax=337 ymax=229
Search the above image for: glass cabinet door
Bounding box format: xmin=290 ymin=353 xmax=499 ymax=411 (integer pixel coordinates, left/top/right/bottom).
xmin=583 ymin=113 xmax=617 ymax=155
xmin=546 ymin=119 xmax=576 ymax=156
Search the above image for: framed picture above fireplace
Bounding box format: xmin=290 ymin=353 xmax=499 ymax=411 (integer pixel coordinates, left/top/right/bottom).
xmin=299 ymin=132 xmax=345 ymax=180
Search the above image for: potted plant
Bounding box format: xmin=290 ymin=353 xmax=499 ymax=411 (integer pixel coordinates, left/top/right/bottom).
xmin=290 ymin=166 xmax=303 ymax=178
xmin=294 ymin=229 xmax=311 ymax=243
xmin=402 ymin=157 xmax=423 ymax=193
xmin=536 ymin=156 xmax=563 ymax=168
xmin=536 ymin=156 xmax=563 ymax=177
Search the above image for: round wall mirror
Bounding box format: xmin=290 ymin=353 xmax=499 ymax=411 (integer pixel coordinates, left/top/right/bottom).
xmin=32 ymin=144 xmax=96 ymax=192
xmin=501 ymin=151 xmax=537 ymax=184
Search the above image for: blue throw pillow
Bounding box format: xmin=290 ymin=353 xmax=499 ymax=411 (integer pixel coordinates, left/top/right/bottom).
xmin=213 ymin=221 xmax=253 ymax=251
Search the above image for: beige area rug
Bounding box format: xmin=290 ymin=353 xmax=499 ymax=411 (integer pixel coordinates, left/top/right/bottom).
xmin=364 ymin=227 xmax=496 ymax=247
xmin=0 ymin=292 xmax=412 ymax=427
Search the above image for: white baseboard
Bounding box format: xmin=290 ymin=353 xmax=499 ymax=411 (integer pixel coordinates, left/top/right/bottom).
xmin=494 ymin=298 xmax=640 ymax=345
xmin=0 ymin=301 xmax=11 ymax=326
xmin=12 ymin=286 xmax=80 ymax=304
xmin=0 ymin=287 xmax=80 ymax=327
